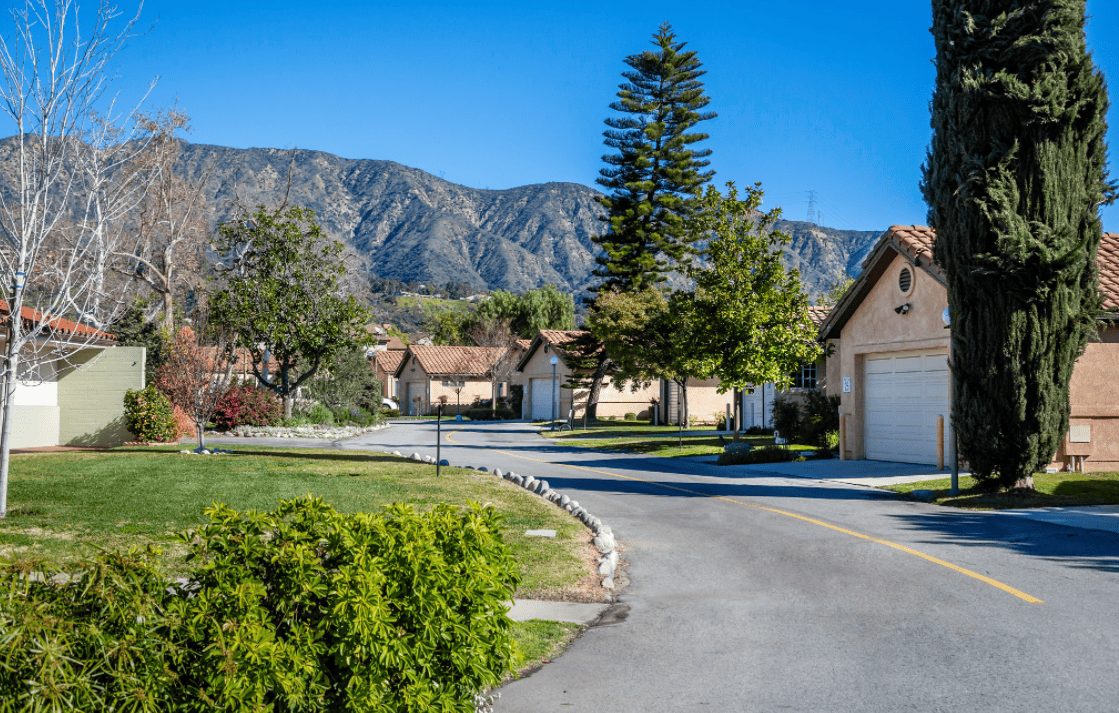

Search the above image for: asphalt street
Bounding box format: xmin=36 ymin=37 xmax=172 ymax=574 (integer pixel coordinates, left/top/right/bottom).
xmin=321 ymin=421 xmax=1119 ymax=711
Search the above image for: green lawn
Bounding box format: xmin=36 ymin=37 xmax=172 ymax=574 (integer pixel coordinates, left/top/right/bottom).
xmin=0 ymin=446 xmax=589 ymax=597
xmin=544 ymin=426 xmax=814 ymax=458
xmin=885 ymin=471 xmax=1119 ymax=509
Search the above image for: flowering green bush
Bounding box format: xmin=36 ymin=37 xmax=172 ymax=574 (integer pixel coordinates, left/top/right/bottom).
xmin=122 ymin=385 xmax=179 ymax=442
xmin=0 ymin=497 xmax=521 ymax=711
xmin=212 ymin=384 xmax=282 ymax=429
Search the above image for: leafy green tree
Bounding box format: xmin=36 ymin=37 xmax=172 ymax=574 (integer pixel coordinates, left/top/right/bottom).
xmin=471 ymin=285 xmax=575 ymax=339
xmin=685 ymin=182 xmax=821 ymax=395
xmin=212 ymin=206 xmax=372 ymax=418
xmin=921 ymin=0 xmax=1114 ymax=490
xmin=305 ymin=348 xmax=383 ymax=412
xmin=588 ymin=288 xmax=701 ymax=427
xmin=593 ymin=21 xmax=716 ymax=294
xmin=818 ymin=275 xmax=854 ymax=307
xmin=423 ymin=308 xmax=470 ymax=345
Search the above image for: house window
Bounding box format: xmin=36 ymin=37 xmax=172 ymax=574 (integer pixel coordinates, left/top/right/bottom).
xmin=792 ymin=362 xmax=817 ymax=389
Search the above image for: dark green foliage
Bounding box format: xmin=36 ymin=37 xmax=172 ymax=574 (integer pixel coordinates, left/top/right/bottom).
xmin=921 ymin=0 xmax=1115 ymax=487
xmin=212 ymin=206 xmax=372 ymax=417
xmin=593 ymin=22 xmax=716 ymax=293
xmin=111 ymin=301 xmax=167 ymax=386
xmin=304 ymin=348 xmax=383 ymax=411
xmin=123 ymin=385 xmax=179 ymax=442
xmin=0 ymin=497 xmax=520 ymax=712
xmin=799 ymin=389 xmax=841 ymax=449
xmin=770 ymin=395 xmax=802 ymax=445
xmin=718 ymin=445 xmax=803 ymax=466
xmin=465 ymin=406 xmax=518 ymax=421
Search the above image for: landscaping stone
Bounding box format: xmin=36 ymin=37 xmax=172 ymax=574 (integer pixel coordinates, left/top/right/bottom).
xmin=478 ymin=467 xmax=488 ymax=473
xmin=512 ymin=475 xmax=524 ymax=486
xmin=559 ymin=494 xmax=571 ymax=507
xmin=593 ymin=532 xmax=616 ymax=553
xmin=410 ymin=453 xmax=422 ymax=461
xmin=393 ymin=451 xmax=402 ymax=457
xmin=439 ymin=459 xmax=449 ymax=466
xmin=494 ymin=468 xmax=504 ymax=478
xmin=602 ymin=576 xmax=615 ymax=589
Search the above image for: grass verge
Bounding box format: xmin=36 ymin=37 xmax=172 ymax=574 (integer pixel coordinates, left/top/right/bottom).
xmin=0 ymin=445 xmax=590 ymax=596
xmin=545 ymin=430 xmax=814 ymax=458
xmin=885 ymin=471 xmax=1119 ymax=509
xmin=508 ymin=620 xmax=582 ymax=679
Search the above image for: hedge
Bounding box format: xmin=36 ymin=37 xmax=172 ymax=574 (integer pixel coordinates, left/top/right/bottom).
xmin=0 ymin=497 xmax=520 ymax=712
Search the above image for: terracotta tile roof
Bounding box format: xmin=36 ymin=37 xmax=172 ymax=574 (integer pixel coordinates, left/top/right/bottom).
xmin=401 ymin=345 xmax=509 ymax=377
xmin=538 ymin=329 xmax=588 ymax=347
xmin=884 ymin=226 xmax=1119 ymax=308
xmin=807 ymin=305 xmax=831 ymax=328
xmin=374 ymin=349 xmax=405 ymax=374
xmin=1100 ymin=233 xmax=1119 ymax=311
xmin=515 ymin=338 xmax=533 ymax=351
xmin=381 ymin=336 xmax=407 ymax=350
xmin=0 ymin=301 xmax=115 ymax=341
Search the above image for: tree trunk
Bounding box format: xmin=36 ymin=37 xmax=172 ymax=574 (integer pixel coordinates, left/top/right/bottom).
xmin=0 ymin=346 xmax=18 ymax=519
xmin=1010 ymin=474 xmax=1035 ymax=491
xmin=162 ymin=288 xmax=175 ymax=333
xmin=585 ymin=355 xmax=610 ymax=422
xmin=732 ymin=387 xmax=741 ymax=442
xmin=196 ymin=422 xmax=205 ymax=452
xmin=283 ymin=395 xmax=294 ymax=420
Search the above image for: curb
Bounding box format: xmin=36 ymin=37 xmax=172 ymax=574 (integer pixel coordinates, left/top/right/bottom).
xmin=386 ymin=450 xmax=621 ymax=591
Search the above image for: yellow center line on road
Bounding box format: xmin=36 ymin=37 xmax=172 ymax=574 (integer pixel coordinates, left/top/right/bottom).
xmin=445 ymin=428 xmax=1044 ymax=604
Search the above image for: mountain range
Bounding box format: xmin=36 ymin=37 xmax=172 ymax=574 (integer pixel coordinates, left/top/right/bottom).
xmin=14 ymin=138 xmax=886 ymax=300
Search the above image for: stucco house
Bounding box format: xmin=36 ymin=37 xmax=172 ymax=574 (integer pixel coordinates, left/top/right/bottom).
xmin=394 ymin=344 xmax=517 ymax=415
xmin=1 ymin=304 xmax=145 ymax=448
xmin=372 ymin=349 xmax=405 ymax=404
xmin=818 ymin=225 xmax=1119 ymax=472
xmin=517 ymin=330 xmax=659 ymax=422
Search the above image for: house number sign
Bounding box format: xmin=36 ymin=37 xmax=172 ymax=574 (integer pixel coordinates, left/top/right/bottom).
xmin=842 ymin=377 xmax=851 ymax=393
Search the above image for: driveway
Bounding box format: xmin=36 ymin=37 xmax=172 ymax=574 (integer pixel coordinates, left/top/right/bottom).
xmin=246 ymin=421 xmax=1119 ymax=710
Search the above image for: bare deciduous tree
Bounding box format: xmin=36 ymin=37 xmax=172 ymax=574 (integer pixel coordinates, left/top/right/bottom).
xmin=113 ymin=106 xmax=211 ymax=331
xmin=468 ymin=318 xmax=520 ymax=412
xmin=0 ymin=0 xmax=152 ymax=517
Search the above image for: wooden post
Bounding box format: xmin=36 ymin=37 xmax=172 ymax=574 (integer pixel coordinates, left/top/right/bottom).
xmin=937 ymin=415 xmax=945 ymax=470
xmin=839 ymin=414 xmax=847 ymax=461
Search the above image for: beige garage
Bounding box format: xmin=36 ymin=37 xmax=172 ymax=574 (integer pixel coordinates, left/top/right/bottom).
xmin=864 ymin=350 xmax=950 ymax=465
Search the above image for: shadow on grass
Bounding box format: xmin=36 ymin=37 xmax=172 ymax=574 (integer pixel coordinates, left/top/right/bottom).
xmin=111 ymin=447 xmax=413 ymax=465
xmin=887 ymin=509 xmax=1119 ymax=574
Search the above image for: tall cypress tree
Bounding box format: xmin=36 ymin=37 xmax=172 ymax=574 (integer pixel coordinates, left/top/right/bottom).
xmin=922 ymin=0 xmax=1114 ymax=489
xmin=593 ymin=22 xmax=716 ymax=293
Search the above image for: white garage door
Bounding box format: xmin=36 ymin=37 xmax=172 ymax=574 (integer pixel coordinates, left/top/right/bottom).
xmin=864 ymin=350 xmax=950 ymax=465
xmin=531 ymin=378 xmax=557 ymax=420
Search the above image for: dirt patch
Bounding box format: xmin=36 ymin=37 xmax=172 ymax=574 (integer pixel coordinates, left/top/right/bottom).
xmin=517 ymin=535 xmax=628 ymax=603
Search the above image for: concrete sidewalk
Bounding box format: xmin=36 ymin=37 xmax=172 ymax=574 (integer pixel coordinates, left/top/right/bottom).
xmin=507 ymin=599 xmax=610 ymax=625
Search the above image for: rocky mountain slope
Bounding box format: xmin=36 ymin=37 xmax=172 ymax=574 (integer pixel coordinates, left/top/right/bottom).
xmin=0 ymin=136 xmax=882 ymax=299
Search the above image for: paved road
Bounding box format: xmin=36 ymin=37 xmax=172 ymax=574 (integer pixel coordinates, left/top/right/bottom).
xmin=324 ymin=421 xmax=1119 ymax=711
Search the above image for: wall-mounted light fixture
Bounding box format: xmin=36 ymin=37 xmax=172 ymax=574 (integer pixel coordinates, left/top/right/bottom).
xmin=894 ymin=303 xmax=911 ymax=315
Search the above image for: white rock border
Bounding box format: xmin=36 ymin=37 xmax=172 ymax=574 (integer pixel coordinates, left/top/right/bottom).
xmin=373 ymin=450 xmax=623 ymax=591
xmin=209 ymin=423 xmax=392 ymax=440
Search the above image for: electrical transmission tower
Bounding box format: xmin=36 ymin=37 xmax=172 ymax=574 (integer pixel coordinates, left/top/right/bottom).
xmin=806 ymin=190 xmax=821 ymax=225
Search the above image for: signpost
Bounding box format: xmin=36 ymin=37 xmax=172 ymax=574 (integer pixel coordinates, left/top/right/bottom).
xmin=436 ymin=403 xmax=443 ymax=477
xmin=549 ymin=356 xmax=559 ymax=431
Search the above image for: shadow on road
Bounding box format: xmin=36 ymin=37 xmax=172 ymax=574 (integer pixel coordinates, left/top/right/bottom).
xmin=888 ymin=510 xmax=1119 ymax=574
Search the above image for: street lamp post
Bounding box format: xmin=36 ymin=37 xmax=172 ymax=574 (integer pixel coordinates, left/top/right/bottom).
xmin=550 ymin=356 xmax=559 ymax=431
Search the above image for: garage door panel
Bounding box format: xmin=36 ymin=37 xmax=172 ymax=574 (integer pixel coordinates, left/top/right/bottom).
xmin=864 ymin=350 xmax=949 ymax=465
xmin=531 ymin=378 xmax=555 ymax=420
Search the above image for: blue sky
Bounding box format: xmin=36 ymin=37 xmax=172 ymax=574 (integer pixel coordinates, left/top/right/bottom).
xmin=86 ymin=1 xmax=1119 ymax=231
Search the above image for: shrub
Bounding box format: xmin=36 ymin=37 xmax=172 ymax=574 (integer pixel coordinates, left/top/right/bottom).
xmin=465 ymin=406 xmax=517 ymax=421
xmin=771 ymin=395 xmax=802 ymax=444
xmin=718 ymin=444 xmax=804 ymax=466
xmin=745 ymin=425 xmax=774 ymax=436
xmin=0 ymin=498 xmax=521 ymax=712
xmin=122 ymin=385 xmax=179 ymax=442
xmin=213 ymin=385 xmax=283 ymax=430
xmin=800 ymin=389 xmax=841 ymax=448
xmin=382 ymin=408 xmax=401 ymax=418
xmin=301 ymin=402 xmax=335 ymax=425
xmin=171 ymin=404 xmax=196 ymax=440
xmin=624 ymin=412 xmax=637 ymax=421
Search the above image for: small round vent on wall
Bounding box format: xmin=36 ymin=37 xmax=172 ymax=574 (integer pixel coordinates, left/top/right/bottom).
xmin=899 ymin=266 xmax=913 ymax=295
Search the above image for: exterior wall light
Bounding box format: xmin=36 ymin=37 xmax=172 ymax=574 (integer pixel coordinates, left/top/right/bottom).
xmin=894 ymin=303 xmax=911 ymax=315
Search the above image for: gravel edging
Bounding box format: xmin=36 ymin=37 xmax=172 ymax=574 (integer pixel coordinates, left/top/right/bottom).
xmin=386 ymin=449 xmax=622 ymax=591
xmin=207 ymin=423 xmax=392 ymax=440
